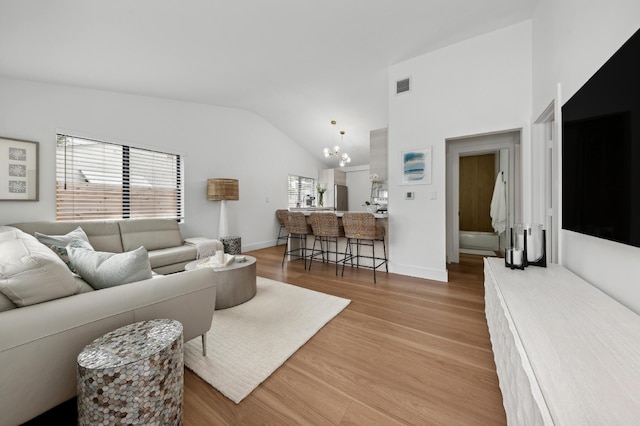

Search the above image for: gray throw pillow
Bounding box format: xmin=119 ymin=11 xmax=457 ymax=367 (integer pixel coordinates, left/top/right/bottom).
xmin=35 ymin=226 xmax=92 ymax=247
xmin=67 ymin=246 xmax=153 ymax=290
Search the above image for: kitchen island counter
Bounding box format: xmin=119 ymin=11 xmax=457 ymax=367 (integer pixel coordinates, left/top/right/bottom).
xmin=289 ymin=208 xmax=388 ymax=219
xmin=283 ymin=210 xmax=388 ymax=270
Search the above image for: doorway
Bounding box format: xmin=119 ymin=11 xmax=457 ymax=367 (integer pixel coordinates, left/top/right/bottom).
xmin=533 ymin=99 xmax=560 ymax=264
xmin=459 ymin=153 xmax=499 ymax=253
xmin=446 ymin=130 xmax=521 ymax=263
xmin=460 ymin=153 xmax=497 ymax=233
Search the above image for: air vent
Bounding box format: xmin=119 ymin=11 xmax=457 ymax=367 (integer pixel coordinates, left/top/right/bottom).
xmin=396 ymin=77 xmax=411 ymax=94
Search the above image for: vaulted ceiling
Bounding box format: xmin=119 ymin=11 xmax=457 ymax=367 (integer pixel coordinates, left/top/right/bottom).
xmin=0 ymin=0 xmax=538 ymax=167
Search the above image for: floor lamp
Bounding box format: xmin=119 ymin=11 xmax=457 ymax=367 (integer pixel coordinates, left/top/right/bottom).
xmin=207 ymin=178 xmax=239 ymax=238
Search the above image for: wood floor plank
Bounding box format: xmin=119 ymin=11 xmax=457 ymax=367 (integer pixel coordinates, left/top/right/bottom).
xmin=252 ymin=364 xmax=352 ymax=425
xmin=26 ymin=246 xmax=506 ymax=425
xmin=289 ymin=326 xmax=502 ymax=425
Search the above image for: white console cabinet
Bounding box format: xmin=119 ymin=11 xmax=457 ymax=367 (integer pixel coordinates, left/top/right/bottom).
xmin=484 ymin=258 xmax=640 ymax=425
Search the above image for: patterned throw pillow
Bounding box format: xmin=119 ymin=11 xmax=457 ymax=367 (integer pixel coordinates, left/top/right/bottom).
xmin=50 ymin=238 xmax=94 ymax=273
xmin=35 ymin=227 xmax=95 ymax=273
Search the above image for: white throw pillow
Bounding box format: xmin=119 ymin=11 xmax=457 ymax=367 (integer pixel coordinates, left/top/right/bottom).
xmin=0 ymin=230 xmax=80 ymax=307
xmin=0 ymin=226 xmax=20 ymax=236
xmin=67 ymin=246 xmax=153 ymax=290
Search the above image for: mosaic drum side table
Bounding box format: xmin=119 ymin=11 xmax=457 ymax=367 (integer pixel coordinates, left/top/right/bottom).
xmin=220 ymin=236 xmax=241 ymax=254
xmin=77 ymin=319 xmax=184 ymax=425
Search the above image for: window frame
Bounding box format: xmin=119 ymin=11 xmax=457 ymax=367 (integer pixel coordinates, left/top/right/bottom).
xmin=56 ymin=134 xmax=184 ymax=222
xmin=287 ymin=174 xmax=317 ymax=208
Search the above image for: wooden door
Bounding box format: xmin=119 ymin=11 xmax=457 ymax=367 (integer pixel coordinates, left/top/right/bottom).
xmin=459 ymin=153 xmax=496 ymax=232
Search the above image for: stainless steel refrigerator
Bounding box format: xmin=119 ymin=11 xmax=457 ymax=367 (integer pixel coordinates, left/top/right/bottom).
xmin=334 ymin=184 xmax=348 ymax=211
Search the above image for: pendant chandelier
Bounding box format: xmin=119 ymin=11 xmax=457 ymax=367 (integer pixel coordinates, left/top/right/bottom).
xmin=323 ymin=120 xmax=351 ymax=167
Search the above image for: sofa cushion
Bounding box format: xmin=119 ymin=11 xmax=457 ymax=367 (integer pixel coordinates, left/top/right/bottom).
xmin=147 ymin=245 xmax=197 ymax=269
xmin=0 ymin=292 xmax=17 ymax=312
xmin=67 ymin=246 xmax=153 ymax=290
xmin=118 ymin=219 xmax=184 ymax=252
xmin=75 ymin=276 xmax=95 ymax=293
xmin=34 ymin=227 xmax=95 ymax=273
xmin=10 ymin=221 xmax=124 ymax=253
xmin=0 ymin=229 xmax=80 ymax=307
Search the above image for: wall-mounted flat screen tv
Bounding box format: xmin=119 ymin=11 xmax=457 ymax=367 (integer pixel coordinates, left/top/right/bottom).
xmin=562 ymin=27 xmax=640 ymax=248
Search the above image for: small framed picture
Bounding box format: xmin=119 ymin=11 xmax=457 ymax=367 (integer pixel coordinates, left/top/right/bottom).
xmin=0 ymin=137 xmax=39 ymax=201
xmin=400 ymin=146 xmax=432 ymax=185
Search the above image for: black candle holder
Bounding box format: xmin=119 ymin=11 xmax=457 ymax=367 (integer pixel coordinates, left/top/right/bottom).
xmin=527 ymin=229 xmax=547 ymax=268
xmin=504 ymin=227 xmax=547 ymax=269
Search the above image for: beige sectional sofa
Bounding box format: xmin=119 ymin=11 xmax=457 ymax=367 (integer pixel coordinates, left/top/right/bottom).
xmin=0 ymin=219 xmax=220 ymax=425
xmin=10 ymin=218 xmax=214 ymax=275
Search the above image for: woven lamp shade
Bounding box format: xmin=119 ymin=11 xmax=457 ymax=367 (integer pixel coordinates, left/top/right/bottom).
xmin=207 ymin=178 xmax=239 ymax=201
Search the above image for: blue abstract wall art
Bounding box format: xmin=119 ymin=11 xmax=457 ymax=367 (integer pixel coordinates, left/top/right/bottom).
xmin=400 ymin=147 xmax=431 ymax=185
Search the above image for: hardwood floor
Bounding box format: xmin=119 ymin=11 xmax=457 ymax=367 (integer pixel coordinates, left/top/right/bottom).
xmin=26 ymin=247 xmax=506 ymax=425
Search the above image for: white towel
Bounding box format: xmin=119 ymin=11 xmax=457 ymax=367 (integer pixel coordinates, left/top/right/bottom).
xmin=184 ymin=237 xmax=224 ymax=259
xmin=490 ymin=172 xmax=507 ymax=234
xmin=196 ymin=253 xmax=235 ymax=269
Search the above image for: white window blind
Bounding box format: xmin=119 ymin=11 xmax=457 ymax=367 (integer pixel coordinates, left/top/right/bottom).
xmin=56 ymin=134 xmax=183 ymax=221
xmin=287 ymin=174 xmax=316 ymax=208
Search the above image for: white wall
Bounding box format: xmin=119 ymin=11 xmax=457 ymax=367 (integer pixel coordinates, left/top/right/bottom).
xmin=388 ymin=21 xmax=533 ymax=281
xmin=532 ymin=0 xmax=640 ymax=313
xmin=0 ymin=77 xmax=323 ymax=250
xmin=344 ymin=166 xmax=371 ymax=212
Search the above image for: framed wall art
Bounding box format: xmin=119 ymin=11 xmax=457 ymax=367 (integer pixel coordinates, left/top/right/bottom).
xmin=0 ymin=137 xmax=39 ymax=201
xmin=400 ymin=146 xmax=431 ymax=185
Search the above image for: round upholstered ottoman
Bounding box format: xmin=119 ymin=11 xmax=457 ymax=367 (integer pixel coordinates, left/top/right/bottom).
xmin=77 ymin=319 xmax=184 ymax=425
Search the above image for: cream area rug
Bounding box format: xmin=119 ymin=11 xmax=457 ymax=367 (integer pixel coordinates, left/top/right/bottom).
xmin=183 ymin=277 xmax=351 ymax=404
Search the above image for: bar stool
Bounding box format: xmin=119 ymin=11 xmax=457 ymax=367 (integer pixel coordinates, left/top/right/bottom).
xmin=281 ymin=211 xmax=314 ymax=269
xmin=275 ymin=209 xmax=289 ymax=245
xmin=309 ymin=212 xmax=346 ymax=275
xmin=341 ymin=212 xmax=388 ymax=283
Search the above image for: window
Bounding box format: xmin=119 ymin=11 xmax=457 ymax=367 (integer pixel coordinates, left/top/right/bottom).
xmin=56 ymin=134 xmax=183 ymax=221
xmin=287 ymin=174 xmax=316 ymax=208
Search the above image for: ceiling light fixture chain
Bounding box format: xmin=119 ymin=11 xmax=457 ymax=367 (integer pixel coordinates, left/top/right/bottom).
xmin=323 ymin=120 xmax=351 ymax=167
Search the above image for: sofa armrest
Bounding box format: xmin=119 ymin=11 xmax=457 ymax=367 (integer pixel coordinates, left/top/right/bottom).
xmin=0 ymin=268 xmax=216 ymax=353
xmin=133 ymin=269 xmax=217 ymax=341
xmin=0 ymin=268 xmax=216 ymax=426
